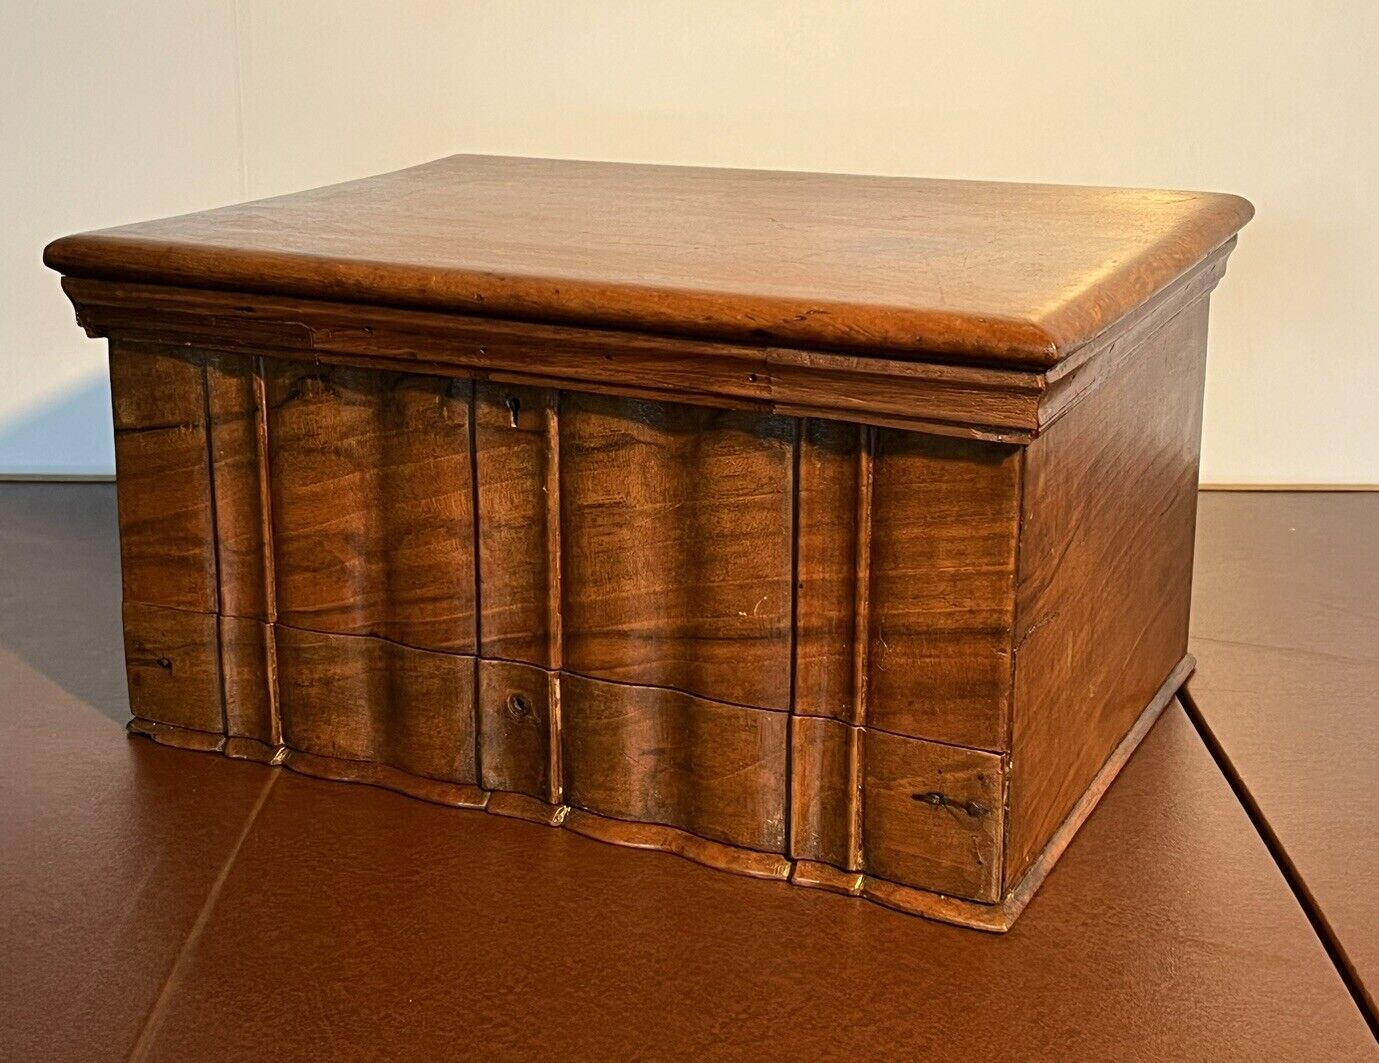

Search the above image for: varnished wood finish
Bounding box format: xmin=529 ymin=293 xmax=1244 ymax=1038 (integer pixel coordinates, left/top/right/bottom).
xmin=1006 ymin=301 xmax=1210 ymax=887
xmin=45 ymin=154 xmax=1251 ymax=367
xmin=265 ymin=362 xmax=475 ymax=652
xmin=562 ymin=674 xmax=788 ymax=852
xmin=121 ymin=602 xmax=221 ymax=734
xmin=866 ymin=430 xmax=1021 ymax=749
xmin=48 ymin=156 xmax=1251 ymax=929
xmin=275 ymin=626 xmax=477 ymax=785
xmin=560 ymin=392 xmax=795 ymax=709
xmin=109 ymin=346 xmax=216 ymax=613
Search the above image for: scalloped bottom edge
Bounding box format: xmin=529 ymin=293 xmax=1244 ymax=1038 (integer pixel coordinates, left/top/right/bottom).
xmin=125 ymin=653 xmax=1190 ymax=933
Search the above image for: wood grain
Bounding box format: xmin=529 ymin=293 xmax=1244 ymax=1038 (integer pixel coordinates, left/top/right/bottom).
xmin=562 ymin=673 xmax=788 ymax=852
xmin=474 ymin=383 xmax=559 ymax=666
xmin=217 ymin=614 xmax=276 ymax=744
xmin=204 ymin=351 xmax=271 ymax=620
xmin=793 ymin=419 xmax=865 ymax=723
xmin=1006 ymin=300 xmax=1209 ymax=887
xmin=866 ymin=431 xmax=1021 ymax=750
xmin=791 ymin=714 xmax=1006 ymax=902
xmin=789 ymin=714 xmax=860 ymax=869
xmin=476 ymin=658 xmax=557 ymax=802
xmin=560 ymin=392 xmax=795 ymax=710
xmin=121 ymin=601 xmax=222 ymax=734
xmin=109 ymin=342 xmax=216 ymax=613
xmin=265 ymin=363 xmax=475 ymax=652
xmin=276 ymin=625 xmax=477 ymax=785
xmin=46 ymin=154 xmax=1253 ymax=366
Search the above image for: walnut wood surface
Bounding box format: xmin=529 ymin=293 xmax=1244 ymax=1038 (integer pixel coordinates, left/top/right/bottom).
xmin=49 ymin=159 xmax=1252 ymax=930
xmin=275 ymin=626 xmax=477 ymax=785
xmin=866 ymin=430 xmax=1020 ymax=749
xmin=45 ymin=154 xmax=1252 ymax=367
xmin=98 ymin=288 xmax=1218 ymax=928
xmin=562 ymin=673 xmax=788 ymax=853
xmin=265 ymin=362 xmax=476 ymax=651
xmin=559 ymin=392 xmax=795 ymax=709
xmin=1006 ymin=299 xmax=1209 ymax=887
xmin=109 ymin=346 xmax=216 ymax=613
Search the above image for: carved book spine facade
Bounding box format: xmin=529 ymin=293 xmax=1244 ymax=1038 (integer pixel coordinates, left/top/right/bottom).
xmin=49 ymin=155 xmax=1250 ymax=929
xmin=108 ymin=300 xmax=1205 ymax=929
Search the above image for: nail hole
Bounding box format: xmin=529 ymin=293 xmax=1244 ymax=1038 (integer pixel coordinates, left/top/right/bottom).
xmin=156 ymin=657 xmax=172 ymax=670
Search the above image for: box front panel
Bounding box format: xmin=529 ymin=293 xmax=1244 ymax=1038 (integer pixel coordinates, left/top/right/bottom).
xmin=109 ymin=341 xmax=1022 ymax=900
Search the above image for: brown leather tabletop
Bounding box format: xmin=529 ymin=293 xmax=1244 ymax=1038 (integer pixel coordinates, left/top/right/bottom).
xmin=0 ymin=485 xmax=273 ymax=1061
xmin=1 ymin=483 xmax=1375 ymax=1061
xmin=1190 ymin=492 xmax=1379 ymax=1021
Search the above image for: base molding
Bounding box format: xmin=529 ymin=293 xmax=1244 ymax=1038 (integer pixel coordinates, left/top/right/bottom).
xmin=125 ymin=655 xmax=1191 ymax=933
xmin=789 ymin=655 xmax=1193 ymax=930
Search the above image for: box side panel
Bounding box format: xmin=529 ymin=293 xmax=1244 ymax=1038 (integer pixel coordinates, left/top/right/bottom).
xmin=1006 ymin=298 xmax=1210 ymax=889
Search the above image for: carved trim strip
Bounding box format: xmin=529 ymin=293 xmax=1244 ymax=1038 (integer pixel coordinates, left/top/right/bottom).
xmin=68 ymin=278 xmax=1048 ymax=442
xmin=544 ymin=393 xmax=564 ymax=805
xmin=846 ymin=425 xmax=875 ymax=869
xmin=252 ymin=362 xmax=283 ymax=746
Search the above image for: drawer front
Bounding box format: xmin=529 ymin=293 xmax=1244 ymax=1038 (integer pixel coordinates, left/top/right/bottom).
xmin=791 ymin=717 xmax=1006 ymax=902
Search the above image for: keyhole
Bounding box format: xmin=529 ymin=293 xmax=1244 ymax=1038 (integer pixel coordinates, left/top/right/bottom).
xmin=506 ymin=692 xmax=531 ymax=719
xmin=505 ymin=395 xmax=521 ymax=427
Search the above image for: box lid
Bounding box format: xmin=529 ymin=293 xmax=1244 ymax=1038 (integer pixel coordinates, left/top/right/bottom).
xmin=45 ymin=155 xmax=1251 ymax=370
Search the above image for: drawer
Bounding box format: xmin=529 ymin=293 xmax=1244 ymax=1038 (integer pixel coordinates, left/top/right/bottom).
xmin=791 ymin=717 xmax=1005 ymax=902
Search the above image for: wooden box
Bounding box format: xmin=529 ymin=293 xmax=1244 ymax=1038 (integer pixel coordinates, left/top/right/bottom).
xmin=46 ymin=156 xmax=1251 ymax=930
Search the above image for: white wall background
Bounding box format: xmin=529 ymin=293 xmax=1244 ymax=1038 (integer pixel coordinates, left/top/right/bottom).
xmin=4 ymin=1 xmax=1377 ymax=483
